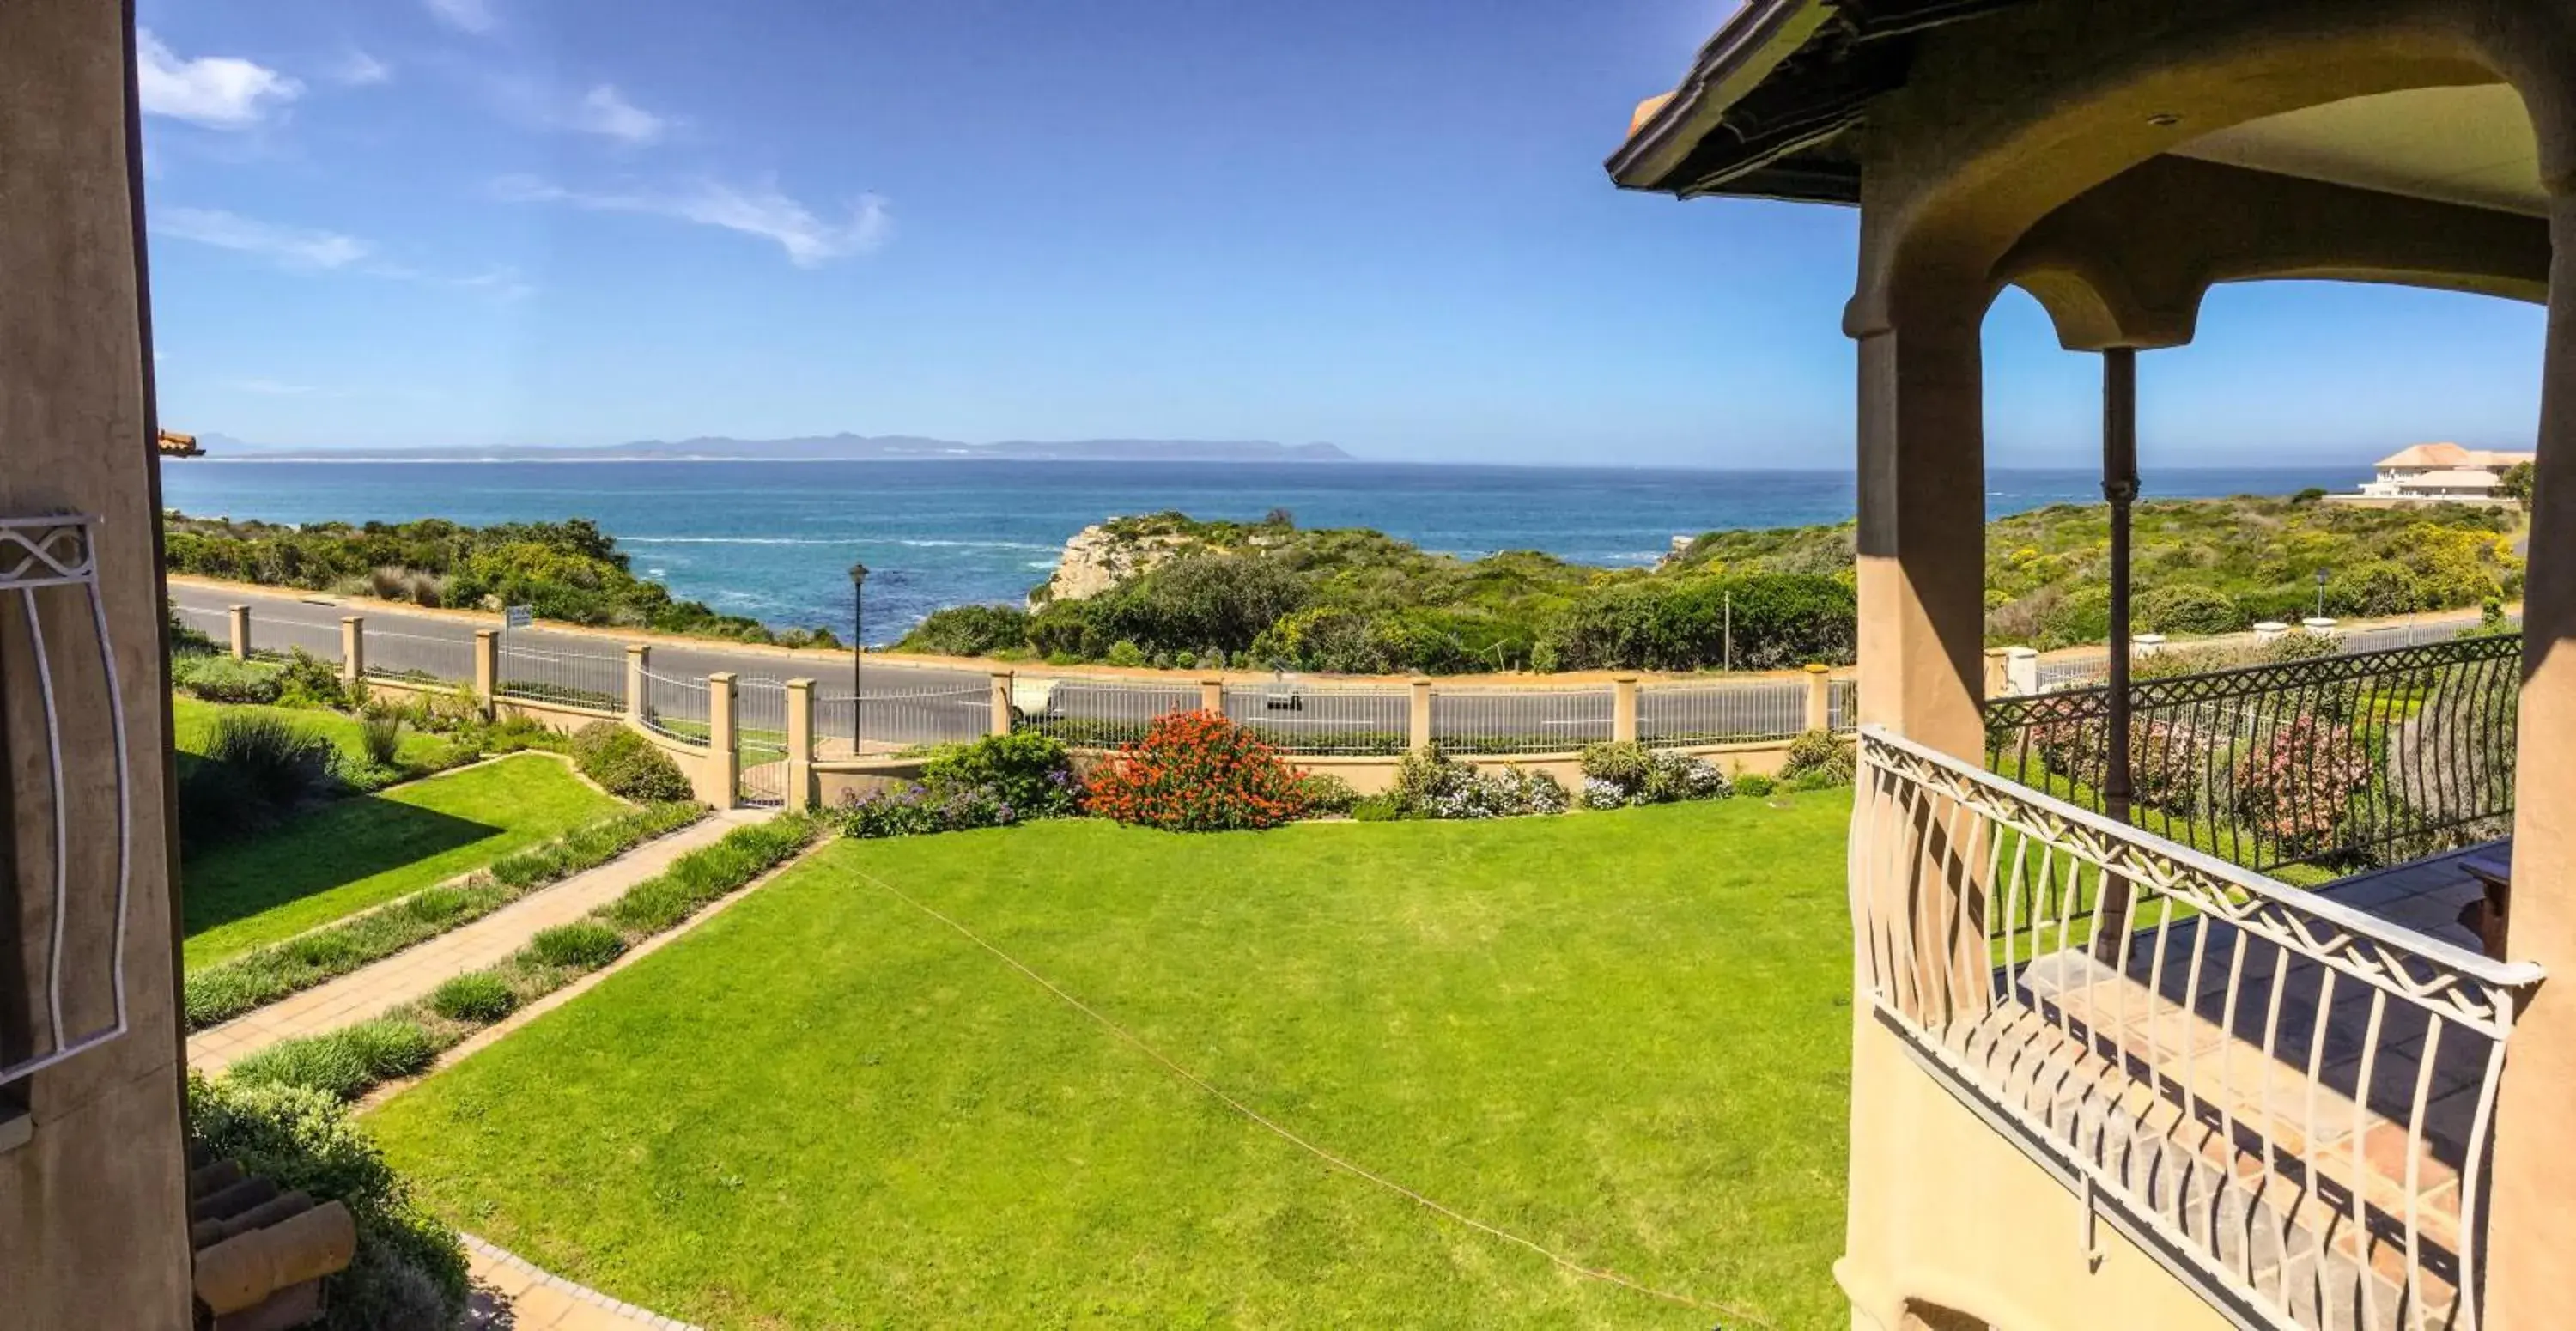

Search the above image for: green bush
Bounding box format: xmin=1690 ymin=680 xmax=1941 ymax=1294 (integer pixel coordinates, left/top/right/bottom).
xmin=1778 ymin=730 xmax=1854 ymax=786
xmin=2138 ymin=585 xmax=2241 ymax=636
xmin=1291 ymin=770 xmax=1361 ymax=817
xmin=1349 ymin=794 xmax=1401 ymax=821
xmin=918 ymin=731 xmax=1081 ymax=817
xmin=1079 ymin=711 xmax=1309 ymax=830
xmin=229 ymin=1018 xmax=439 ymax=1101
xmin=526 ymin=921 xmax=625 ymax=971
xmin=1577 ymin=741 xmax=1655 ymax=788
xmin=895 ymin=603 xmax=1032 ymax=657
xmin=1578 ymin=741 xmax=1728 ymax=809
xmin=360 ymin=710 xmax=405 ymax=769
xmin=276 ymin=647 xmax=349 ymax=708
xmin=2325 ymin=561 xmax=2426 ymax=618
xmin=204 ymin=712 xmax=337 ymax=809
xmin=185 ymin=1075 xmax=468 ymax=1331
xmin=173 ymin=653 xmax=284 ymax=704
xmin=569 ymin=721 xmax=695 ymax=802
xmin=1386 ymin=747 xmax=1570 ymax=819
xmin=598 ymin=815 xmax=817 ymax=933
xmin=427 ymin=972 xmax=517 ymax=1024
xmin=1735 ymin=772 xmax=1777 ymax=797
xmin=1544 ymin=574 xmax=1856 ymax=672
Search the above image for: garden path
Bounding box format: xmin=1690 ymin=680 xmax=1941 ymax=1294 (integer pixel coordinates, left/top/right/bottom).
xmin=187 ymin=808 xmax=766 ymax=1074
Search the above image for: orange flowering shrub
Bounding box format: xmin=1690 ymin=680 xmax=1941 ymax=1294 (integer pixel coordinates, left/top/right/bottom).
xmin=1081 ymin=710 xmax=1308 ymax=831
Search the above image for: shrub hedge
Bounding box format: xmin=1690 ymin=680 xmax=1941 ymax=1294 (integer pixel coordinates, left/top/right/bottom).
xmin=569 ymin=721 xmax=695 ymax=801
xmin=1082 ymin=710 xmax=1309 ymax=830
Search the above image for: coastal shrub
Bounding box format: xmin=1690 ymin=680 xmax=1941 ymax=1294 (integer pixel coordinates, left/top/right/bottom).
xmin=1778 ymin=729 xmax=1855 ymax=787
xmin=2325 ymin=560 xmax=2426 ymax=618
xmin=276 ymin=647 xmax=349 ymax=709
xmin=1030 ymin=553 xmax=1309 ymax=662
xmin=1247 ymin=605 xmax=1485 ymax=675
xmin=1386 ymin=748 xmax=1569 ymax=819
xmin=172 ymin=653 xmax=285 ymax=705
xmin=527 ymin=921 xmax=626 ymax=971
xmin=2233 ymin=714 xmax=2372 ymax=854
xmin=1291 ymin=770 xmax=1361 ymax=817
xmin=898 ymin=603 xmax=1031 ymax=658
xmin=569 ymin=721 xmax=695 ymax=801
xmin=205 ymin=712 xmax=337 ymax=811
xmin=1577 ymin=741 xmax=1728 ymax=809
xmin=2138 ymin=585 xmax=2240 ymax=636
xmin=1082 ymin=710 xmax=1308 ymax=830
xmin=185 ymin=1075 xmax=469 ymax=1331
xmin=1544 ymin=574 xmax=1855 ymax=672
xmin=427 ymin=971 xmax=518 ymax=1024
xmin=918 ymin=732 xmax=1081 ymax=817
xmin=360 ymin=710 xmax=406 ymax=768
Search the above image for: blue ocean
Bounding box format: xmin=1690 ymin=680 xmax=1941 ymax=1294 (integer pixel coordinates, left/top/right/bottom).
xmin=159 ymin=460 xmax=2369 ymax=643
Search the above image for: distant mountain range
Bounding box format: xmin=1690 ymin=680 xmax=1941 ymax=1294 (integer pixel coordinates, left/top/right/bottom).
xmin=191 ymin=433 xmax=1354 ymax=464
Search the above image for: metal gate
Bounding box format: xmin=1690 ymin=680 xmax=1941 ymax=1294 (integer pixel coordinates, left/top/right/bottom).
xmin=735 ymin=677 xmax=789 ymax=806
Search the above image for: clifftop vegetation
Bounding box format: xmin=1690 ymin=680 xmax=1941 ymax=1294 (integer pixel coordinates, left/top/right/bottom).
xmin=901 ymin=495 xmax=2522 ymax=673
xmin=162 ymin=514 xmax=843 ymax=647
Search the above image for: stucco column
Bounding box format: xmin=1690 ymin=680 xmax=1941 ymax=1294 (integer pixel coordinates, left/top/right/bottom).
xmin=624 ymin=644 xmax=647 ymax=727
xmin=471 ymin=629 xmax=498 ymax=718
xmin=226 ymin=604 xmax=250 ymax=660
xmin=989 ymin=672 xmax=1013 ymax=738
xmin=1611 ymin=675 xmax=1639 ymax=743
xmin=1199 ymin=675 xmax=1224 ymax=715
xmin=2485 ymin=177 xmax=2576 ymax=1331
xmin=783 ymin=678 xmax=815 ymax=811
xmin=1852 ymin=305 xmax=1988 ymax=758
xmin=339 ymin=616 xmax=363 ymax=684
xmin=1408 ymin=677 xmax=1433 ymax=752
xmin=706 ymin=672 xmax=739 ymax=812
xmin=1803 ymin=663 xmax=1832 ymax=733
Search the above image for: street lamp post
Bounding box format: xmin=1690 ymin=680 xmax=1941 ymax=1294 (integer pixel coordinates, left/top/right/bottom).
xmin=2315 ymin=567 xmax=2330 ymax=621
xmin=848 ymin=561 xmax=869 ymax=751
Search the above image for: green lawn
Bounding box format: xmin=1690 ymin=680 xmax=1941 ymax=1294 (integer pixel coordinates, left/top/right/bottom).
xmin=368 ymin=796 xmax=1856 ymax=1329
xmin=184 ymin=753 xmax=623 ymax=969
xmin=172 ymin=694 xmax=453 ymax=769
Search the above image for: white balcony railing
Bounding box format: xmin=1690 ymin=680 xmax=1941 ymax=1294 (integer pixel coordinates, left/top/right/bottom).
xmin=1851 ymin=726 xmax=2543 ymax=1331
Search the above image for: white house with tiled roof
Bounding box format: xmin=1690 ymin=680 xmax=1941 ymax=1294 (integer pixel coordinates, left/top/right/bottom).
xmin=2350 ymin=441 xmax=2534 ymax=501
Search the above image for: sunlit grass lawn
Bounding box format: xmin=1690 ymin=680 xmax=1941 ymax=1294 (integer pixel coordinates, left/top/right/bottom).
xmin=172 ymin=694 xmax=452 ymax=769
xmin=183 ymin=753 xmax=623 ymax=969
xmin=369 ymin=794 xmax=1856 ymax=1329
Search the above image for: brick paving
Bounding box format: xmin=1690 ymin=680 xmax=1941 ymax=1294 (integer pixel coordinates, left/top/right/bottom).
xmin=188 ymin=809 xmax=765 ymax=1074
xmin=465 ymin=1234 xmax=702 ymax=1330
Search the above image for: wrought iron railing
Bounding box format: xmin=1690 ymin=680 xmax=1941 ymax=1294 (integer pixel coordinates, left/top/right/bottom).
xmin=1984 ymin=635 xmax=2519 ymax=874
xmin=1854 ymin=728 xmax=2543 ymax=1331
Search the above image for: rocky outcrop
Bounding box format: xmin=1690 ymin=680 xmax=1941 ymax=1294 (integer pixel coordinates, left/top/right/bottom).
xmin=1040 ymin=523 xmax=1201 ymax=603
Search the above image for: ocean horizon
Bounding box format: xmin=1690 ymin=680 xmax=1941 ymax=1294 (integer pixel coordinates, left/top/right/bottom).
xmin=161 ymin=459 xmax=2374 ymax=642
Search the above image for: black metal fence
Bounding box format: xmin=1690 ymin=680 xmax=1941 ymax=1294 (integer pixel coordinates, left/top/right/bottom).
xmin=1983 ymin=635 xmax=2520 ymax=874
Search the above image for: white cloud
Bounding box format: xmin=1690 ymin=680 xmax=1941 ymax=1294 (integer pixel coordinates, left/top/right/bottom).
xmin=568 ymin=85 xmax=667 ymax=145
xmin=424 ymin=0 xmax=498 ymax=34
xmin=495 ymin=175 xmax=893 ymax=267
xmin=333 ymin=50 xmax=392 ymax=88
xmin=136 ymin=30 xmax=301 ymax=130
xmin=153 ymin=207 xmax=370 ymax=270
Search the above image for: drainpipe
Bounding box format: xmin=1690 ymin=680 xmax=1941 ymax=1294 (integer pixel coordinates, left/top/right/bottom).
xmin=2102 ymin=347 xmax=2138 ymax=827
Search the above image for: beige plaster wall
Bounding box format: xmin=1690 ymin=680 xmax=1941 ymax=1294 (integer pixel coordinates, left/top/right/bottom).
xmin=0 ymin=2 xmax=195 ymax=1326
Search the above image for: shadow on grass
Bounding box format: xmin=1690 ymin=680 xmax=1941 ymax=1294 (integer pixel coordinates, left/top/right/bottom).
xmin=181 ymin=792 xmax=501 ymax=939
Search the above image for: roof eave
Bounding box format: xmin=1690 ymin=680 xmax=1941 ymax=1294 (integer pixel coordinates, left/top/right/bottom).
xmin=1605 ymin=0 xmax=1839 ymax=193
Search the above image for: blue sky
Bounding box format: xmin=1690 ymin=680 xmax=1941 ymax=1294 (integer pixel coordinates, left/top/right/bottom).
xmin=141 ymin=0 xmax=2547 ymax=469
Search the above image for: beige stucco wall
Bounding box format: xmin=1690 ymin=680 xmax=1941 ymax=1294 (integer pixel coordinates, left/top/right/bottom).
xmin=0 ymin=2 xmax=194 ymax=1326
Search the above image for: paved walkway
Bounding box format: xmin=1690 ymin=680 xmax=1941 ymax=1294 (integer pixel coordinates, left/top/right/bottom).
xmin=188 ymin=809 xmax=765 ymax=1074
xmin=465 ymin=1235 xmax=701 ymax=1330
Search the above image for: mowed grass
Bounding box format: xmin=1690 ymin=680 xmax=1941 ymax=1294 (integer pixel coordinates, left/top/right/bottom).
xmin=171 ymin=693 xmax=451 ymax=769
xmin=368 ymin=794 xmax=1856 ymax=1329
xmin=184 ymin=754 xmax=623 ymax=969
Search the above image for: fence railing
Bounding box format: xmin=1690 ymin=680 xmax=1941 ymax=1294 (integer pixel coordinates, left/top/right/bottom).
xmin=1430 ymin=686 xmax=1612 ymax=755
xmin=495 ymin=643 xmax=626 ymax=712
xmin=1014 ymin=679 xmax=1202 ymax=748
xmin=1983 ymin=635 xmax=2520 ymax=875
xmin=1641 ymin=678 xmax=1806 ymax=745
xmin=818 ymin=685 xmax=992 ymax=750
xmin=245 ymin=614 xmax=343 ymax=663
xmin=361 ymin=628 xmax=473 ymax=685
xmin=1853 ymin=726 xmax=2542 ymax=1331
xmin=640 ymin=668 xmax=709 ymax=745
xmin=1223 ymin=684 xmax=1410 ymax=756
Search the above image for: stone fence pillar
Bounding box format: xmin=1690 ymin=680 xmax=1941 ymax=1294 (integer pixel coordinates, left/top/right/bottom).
xmin=784 ymin=678 xmax=815 ymax=811
xmin=1982 ymin=649 xmax=2008 ymax=699
xmin=1200 ymin=676 xmax=1224 ymax=715
xmin=227 ymin=604 xmax=250 ymax=660
xmin=2004 ymin=647 xmax=2039 ymax=696
xmin=990 ymin=672 xmax=1014 ymax=738
xmin=1612 ymin=675 xmax=1640 ymax=744
xmin=340 ymin=616 xmax=364 ymax=683
xmin=1804 ymin=663 xmax=1832 ymax=732
xmin=471 ymin=629 xmax=498 ymax=717
xmin=1408 ymin=677 xmax=1433 ymax=752
xmin=707 ymin=672 xmax=738 ymax=812
xmin=625 ymin=645 xmax=649 ymax=727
